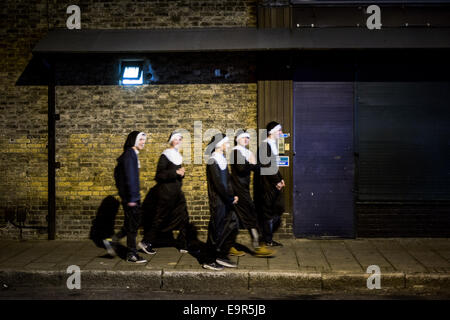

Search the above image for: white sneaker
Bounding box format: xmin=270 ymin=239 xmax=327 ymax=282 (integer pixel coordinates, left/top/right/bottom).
xmin=138 ymin=241 xmax=156 ymax=255
xmin=202 ymin=262 xmax=224 ymax=271
xmin=103 ymin=239 xmax=116 ymax=257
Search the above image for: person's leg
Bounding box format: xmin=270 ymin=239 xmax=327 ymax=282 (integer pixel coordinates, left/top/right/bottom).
xmin=110 ymin=202 xmax=128 ymax=242
xmin=201 ymin=219 xmax=224 ymax=270
xmin=259 ymin=215 xmax=273 ymax=244
xmin=249 ymin=228 xmax=259 ymax=249
xmin=112 ymin=227 xmax=126 ymax=243
xmin=176 ymin=222 xmax=188 ymax=252
xmin=173 ymin=195 xmax=190 ymax=251
xmin=103 ymin=202 xmax=128 ymax=256
xmin=124 ymin=203 xmax=142 ymax=256
xmin=220 ymin=226 xmax=239 ymax=258
xmin=142 ymin=202 xmax=169 ymax=245
xmin=271 ymin=214 xmax=281 ymax=235
xmin=266 ymin=189 xmax=284 ymax=246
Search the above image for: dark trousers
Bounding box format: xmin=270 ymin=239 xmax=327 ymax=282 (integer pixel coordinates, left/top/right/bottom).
xmin=258 ymin=187 xmax=284 ymax=243
xmin=204 ymin=207 xmax=239 ymax=264
xmin=259 ymin=214 xmax=281 ymax=243
xmin=113 ymin=201 xmax=141 ymax=255
xmin=203 ymin=227 xmax=238 ymax=264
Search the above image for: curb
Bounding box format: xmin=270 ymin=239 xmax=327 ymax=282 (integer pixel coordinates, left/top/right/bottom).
xmin=1 ymin=269 xmax=449 ymax=294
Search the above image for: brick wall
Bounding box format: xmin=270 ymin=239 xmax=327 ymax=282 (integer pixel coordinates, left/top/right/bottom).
xmin=1 ymin=0 xmax=297 ymax=240
xmin=0 ymin=0 xmax=50 ymax=239
xmin=54 ymin=82 xmax=257 ymax=239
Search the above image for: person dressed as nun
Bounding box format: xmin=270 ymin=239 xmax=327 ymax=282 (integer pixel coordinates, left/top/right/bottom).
xmin=230 ymin=129 xmax=275 ymax=257
xmin=138 ymin=131 xmax=190 ymax=254
xmin=104 ymin=131 xmax=147 ymax=263
xmin=254 ymin=121 xmax=286 ymax=247
xmin=203 ymin=133 xmax=239 ymax=270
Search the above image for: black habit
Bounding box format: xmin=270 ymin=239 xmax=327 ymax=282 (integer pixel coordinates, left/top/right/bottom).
xmin=254 ymin=140 xmax=285 ymax=242
xmin=142 ymin=151 xmax=189 ymax=249
xmin=205 ymin=156 xmax=239 ymax=262
xmin=230 ymin=148 xmax=259 ymax=230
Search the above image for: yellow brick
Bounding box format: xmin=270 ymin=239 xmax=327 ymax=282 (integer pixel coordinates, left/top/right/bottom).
xmin=79 ymin=182 xmax=93 ymax=187
xmin=57 ymin=182 xmax=71 ymax=187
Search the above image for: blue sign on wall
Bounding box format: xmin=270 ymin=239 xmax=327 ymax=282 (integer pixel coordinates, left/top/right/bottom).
xmin=277 ymin=156 xmax=289 ymax=167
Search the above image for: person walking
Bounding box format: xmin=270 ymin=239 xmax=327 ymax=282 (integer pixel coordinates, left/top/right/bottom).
xmin=139 ymin=131 xmax=190 ymax=254
xmin=254 ymin=122 xmax=286 ymax=247
xmin=104 ymin=131 xmax=148 ymax=263
xmin=230 ymin=129 xmax=275 ymax=257
xmin=202 ymin=133 xmax=239 ymax=270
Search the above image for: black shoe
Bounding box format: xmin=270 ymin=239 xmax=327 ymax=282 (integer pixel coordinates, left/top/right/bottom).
xmin=202 ymin=262 xmax=224 ymax=271
xmin=138 ymin=241 xmax=156 ymax=255
xmin=127 ymin=253 xmax=147 ymax=264
xmin=216 ymin=257 xmax=237 ymax=268
xmin=266 ymin=240 xmax=283 ymax=247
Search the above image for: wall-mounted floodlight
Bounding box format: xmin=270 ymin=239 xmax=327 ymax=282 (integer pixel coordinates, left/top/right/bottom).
xmin=120 ymin=61 xmax=144 ymax=85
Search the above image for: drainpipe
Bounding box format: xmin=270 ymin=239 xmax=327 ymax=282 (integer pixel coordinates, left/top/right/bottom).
xmin=48 ymin=57 xmax=56 ymax=240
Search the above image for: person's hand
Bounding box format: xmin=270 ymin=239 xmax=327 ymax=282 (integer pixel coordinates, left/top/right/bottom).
xmin=233 ymin=196 xmax=239 ymax=204
xmin=176 ymin=167 xmax=185 ymax=177
xmin=280 ymin=180 xmax=286 ymax=188
xmin=276 ymin=180 xmax=285 ymax=190
xmin=127 ymin=202 xmax=137 ymax=207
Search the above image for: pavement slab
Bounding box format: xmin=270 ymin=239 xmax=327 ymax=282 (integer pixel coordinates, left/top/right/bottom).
xmin=268 ymin=244 xmax=299 ymax=271
xmin=397 ymin=239 xmax=450 ymax=273
xmin=420 ymin=239 xmax=450 ymax=262
xmin=237 ymin=253 xmax=268 ymax=270
xmin=294 ymin=240 xmax=331 ymax=272
xmin=144 ymin=247 xmax=182 ymax=270
xmin=344 ymin=239 xmax=396 ymax=272
xmin=176 ymin=253 xmax=202 ymax=270
xmin=369 ymin=239 xmax=428 ymax=273
xmin=319 ymin=241 xmax=363 ymax=272
xmin=0 ymin=241 xmax=37 ymax=265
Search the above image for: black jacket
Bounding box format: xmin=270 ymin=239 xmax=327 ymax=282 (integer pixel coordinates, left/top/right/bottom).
xmin=115 ymin=131 xmax=141 ymax=203
xmin=115 ymin=148 xmax=140 ymax=203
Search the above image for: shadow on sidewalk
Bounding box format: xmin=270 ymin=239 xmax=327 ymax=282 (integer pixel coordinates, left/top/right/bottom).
xmin=89 ymin=195 xmax=120 ymax=248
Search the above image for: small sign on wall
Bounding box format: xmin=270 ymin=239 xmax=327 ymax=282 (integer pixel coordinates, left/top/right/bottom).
xmin=277 ymin=156 xmax=289 ymax=167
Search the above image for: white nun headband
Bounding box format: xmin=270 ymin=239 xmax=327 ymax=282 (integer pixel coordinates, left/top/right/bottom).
xmin=269 ymin=124 xmax=282 ymax=135
xmin=134 ymin=132 xmax=147 ymax=146
xmin=215 ymin=136 xmax=229 ymax=148
xmin=169 ymin=132 xmax=183 ymax=144
xmin=236 ymin=132 xmax=250 ymax=141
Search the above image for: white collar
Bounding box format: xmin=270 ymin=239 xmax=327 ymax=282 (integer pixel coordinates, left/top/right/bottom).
xmin=162 ymin=148 xmax=183 ymax=165
xmin=233 ymin=145 xmax=251 ymax=162
xmin=133 ymin=147 xmax=139 ymax=155
xmin=263 ymin=138 xmax=278 ymax=156
xmin=211 ymin=152 xmax=227 ymax=170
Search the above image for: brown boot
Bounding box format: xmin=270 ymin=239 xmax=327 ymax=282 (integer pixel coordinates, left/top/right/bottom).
xmin=253 ymin=245 xmax=275 ymax=257
xmin=229 ymin=247 xmax=246 ymax=257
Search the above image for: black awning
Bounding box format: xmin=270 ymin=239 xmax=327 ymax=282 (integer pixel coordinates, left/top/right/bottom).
xmin=32 ymin=27 xmax=450 ymax=54
xmin=290 ymin=0 xmax=450 ymax=4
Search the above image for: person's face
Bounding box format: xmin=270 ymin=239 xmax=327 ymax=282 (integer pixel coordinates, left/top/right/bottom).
xmin=238 ymin=137 xmax=249 ymax=147
xmin=222 ymin=142 xmax=230 ymax=153
xmin=171 ymin=136 xmax=183 ymax=149
xmin=272 ymin=128 xmax=282 ymax=140
xmin=136 ymin=137 xmax=146 ymax=150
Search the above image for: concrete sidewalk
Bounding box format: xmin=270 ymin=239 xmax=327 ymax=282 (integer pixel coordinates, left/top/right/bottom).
xmin=0 ymin=238 xmax=449 ymax=297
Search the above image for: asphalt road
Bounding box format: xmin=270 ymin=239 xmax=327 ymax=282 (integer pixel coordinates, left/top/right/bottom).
xmin=1 ymin=286 xmax=448 ymax=300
